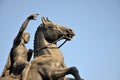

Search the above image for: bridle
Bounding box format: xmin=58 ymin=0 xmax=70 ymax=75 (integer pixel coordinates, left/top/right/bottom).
xmin=34 ymin=27 xmax=68 ymax=52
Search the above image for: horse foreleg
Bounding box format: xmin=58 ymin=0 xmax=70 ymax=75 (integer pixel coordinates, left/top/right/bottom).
xmin=52 ymin=67 xmax=83 ymax=80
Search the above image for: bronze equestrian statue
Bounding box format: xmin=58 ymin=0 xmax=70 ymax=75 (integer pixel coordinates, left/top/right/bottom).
xmin=0 ymin=14 xmax=83 ymax=80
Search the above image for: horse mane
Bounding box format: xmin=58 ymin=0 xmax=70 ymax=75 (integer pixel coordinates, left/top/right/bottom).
xmin=34 ymin=24 xmax=44 ymax=57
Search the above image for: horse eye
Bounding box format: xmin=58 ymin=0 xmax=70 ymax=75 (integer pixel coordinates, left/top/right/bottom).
xmin=48 ymin=26 xmax=53 ymax=28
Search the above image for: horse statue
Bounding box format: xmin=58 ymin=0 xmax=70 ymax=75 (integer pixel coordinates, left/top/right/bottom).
xmin=0 ymin=16 xmax=83 ymax=80
xmin=26 ymin=17 xmax=83 ymax=80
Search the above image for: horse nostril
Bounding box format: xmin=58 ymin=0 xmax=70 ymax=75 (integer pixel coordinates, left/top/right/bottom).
xmin=69 ymin=29 xmax=72 ymax=32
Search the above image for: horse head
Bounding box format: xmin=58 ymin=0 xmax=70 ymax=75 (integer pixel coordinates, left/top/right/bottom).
xmin=41 ymin=17 xmax=75 ymax=43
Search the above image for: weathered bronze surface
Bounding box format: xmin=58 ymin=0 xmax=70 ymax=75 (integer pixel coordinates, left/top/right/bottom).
xmin=0 ymin=14 xmax=83 ymax=80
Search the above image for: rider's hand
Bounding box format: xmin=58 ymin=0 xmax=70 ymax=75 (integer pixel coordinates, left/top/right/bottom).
xmin=28 ymin=14 xmax=39 ymax=20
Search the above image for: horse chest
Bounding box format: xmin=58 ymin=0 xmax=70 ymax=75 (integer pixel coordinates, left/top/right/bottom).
xmin=47 ymin=49 xmax=64 ymax=61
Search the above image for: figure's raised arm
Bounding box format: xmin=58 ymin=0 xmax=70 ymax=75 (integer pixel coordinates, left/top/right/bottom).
xmin=14 ymin=14 xmax=39 ymax=44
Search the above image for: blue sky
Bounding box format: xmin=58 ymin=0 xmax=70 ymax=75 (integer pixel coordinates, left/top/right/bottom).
xmin=0 ymin=0 xmax=120 ymax=80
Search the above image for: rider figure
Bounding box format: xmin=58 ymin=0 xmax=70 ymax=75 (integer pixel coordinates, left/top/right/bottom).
xmin=1 ymin=14 xmax=38 ymax=80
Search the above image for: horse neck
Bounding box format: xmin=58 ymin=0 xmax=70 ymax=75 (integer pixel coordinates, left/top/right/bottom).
xmin=34 ymin=26 xmax=64 ymax=61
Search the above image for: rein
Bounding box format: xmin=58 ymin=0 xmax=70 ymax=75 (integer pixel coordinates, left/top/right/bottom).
xmin=34 ymin=35 xmax=68 ymax=52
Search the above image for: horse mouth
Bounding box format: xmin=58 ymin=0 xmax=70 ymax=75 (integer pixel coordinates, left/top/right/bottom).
xmin=65 ymin=34 xmax=75 ymax=40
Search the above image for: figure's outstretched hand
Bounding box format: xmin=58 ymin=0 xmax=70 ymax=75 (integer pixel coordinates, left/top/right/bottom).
xmin=28 ymin=14 xmax=39 ymax=20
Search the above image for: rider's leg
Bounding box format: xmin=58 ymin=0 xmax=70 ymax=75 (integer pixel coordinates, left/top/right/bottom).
xmin=22 ymin=62 xmax=31 ymax=80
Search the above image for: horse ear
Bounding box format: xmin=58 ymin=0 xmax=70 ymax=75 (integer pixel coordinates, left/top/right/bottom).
xmin=46 ymin=17 xmax=51 ymax=22
xmin=41 ymin=16 xmax=46 ymax=25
